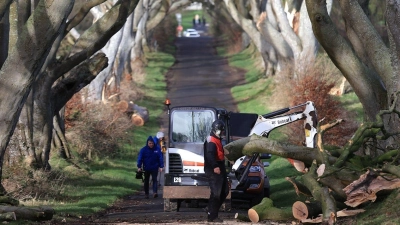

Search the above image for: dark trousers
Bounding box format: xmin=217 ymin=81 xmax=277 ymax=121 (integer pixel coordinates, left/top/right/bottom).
xmin=207 ymin=170 xmax=229 ymax=220
xmin=144 ymin=170 xmax=159 ymax=195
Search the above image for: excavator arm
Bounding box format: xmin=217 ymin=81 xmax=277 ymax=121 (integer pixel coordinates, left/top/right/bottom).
xmin=249 ymin=101 xmax=318 ymax=148
xmin=233 ymin=101 xmax=318 ymax=187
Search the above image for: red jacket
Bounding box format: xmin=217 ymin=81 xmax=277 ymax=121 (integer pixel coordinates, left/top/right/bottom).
xmin=204 ymin=134 xmax=224 ymax=173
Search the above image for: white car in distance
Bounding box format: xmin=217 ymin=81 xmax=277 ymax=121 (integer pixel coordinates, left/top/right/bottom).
xmin=183 ymin=29 xmax=200 ymax=38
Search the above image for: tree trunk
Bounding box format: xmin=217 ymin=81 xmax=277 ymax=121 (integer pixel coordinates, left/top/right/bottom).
xmin=305 ymin=0 xmax=386 ymax=121
xmin=223 ymin=0 xmax=278 ymax=76
xmin=52 ymin=113 xmax=71 ymax=159
xmin=0 ymin=7 xmax=9 ymax=68
xmin=0 ymin=1 xmax=12 ymax=20
xmin=0 ymin=0 xmax=74 ymax=184
xmin=87 ymin=12 xmax=124 ymax=102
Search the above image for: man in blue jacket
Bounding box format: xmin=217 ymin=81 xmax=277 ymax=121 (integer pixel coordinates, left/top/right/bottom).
xmin=137 ymin=136 xmax=164 ymax=199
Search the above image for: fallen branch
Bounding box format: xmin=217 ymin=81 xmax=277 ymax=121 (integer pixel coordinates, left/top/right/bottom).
xmin=248 ymin=198 xmax=293 ymax=223
xmin=301 ymin=161 xmax=336 ymax=224
xmin=300 ymin=209 xmax=365 ymax=224
xmin=234 ymin=212 xmax=250 ymax=222
xmin=0 ymin=205 xmax=54 ymax=221
xmin=223 ymin=134 xmax=328 ymax=164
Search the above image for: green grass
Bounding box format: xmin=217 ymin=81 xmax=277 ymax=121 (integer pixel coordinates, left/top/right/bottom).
xmin=267 ymin=156 xmax=307 ymax=207
xmin=223 ymin=44 xmax=274 ymax=115
xmin=339 ymin=91 xmax=364 ymax=123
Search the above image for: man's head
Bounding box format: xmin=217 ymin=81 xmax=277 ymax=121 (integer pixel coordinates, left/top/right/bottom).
xmin=147 ymin=136 xmax=155 ymax=148
xmin=211 ymin=120 xmax=225 ymax=138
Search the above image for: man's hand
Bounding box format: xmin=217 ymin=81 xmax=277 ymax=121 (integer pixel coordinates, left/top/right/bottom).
xmin=138 ymin=168 xmax=142 ymax=172
xmin=213 ymin=167 xmax=220 ymax=174
xmin=159 ymin=168 xmax=163 ymax=172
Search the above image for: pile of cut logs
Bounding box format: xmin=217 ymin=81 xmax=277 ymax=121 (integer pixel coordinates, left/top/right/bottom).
xmin=114 ymin=100 xmax=149 ymax=126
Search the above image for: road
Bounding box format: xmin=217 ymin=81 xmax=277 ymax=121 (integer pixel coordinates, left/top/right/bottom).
xmin=165 ymin=28 xmax=245 ymax=111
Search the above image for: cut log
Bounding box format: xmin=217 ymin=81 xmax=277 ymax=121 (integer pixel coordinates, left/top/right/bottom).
xmin=0 ymin=205 xmax=54 ymax=221
xmin=234 ymin=212 xmax=250 ymax=222
xmin=115 ymin=100 xmax=142 ymax=113
xmin=292 ymin=201 xmax=322 ymax=221
xmin=248 ymin=198 xmax=293 ymax=223
xmin=111 ymin=102 xmax=148 ymax=126
xmin=131 ymin=111 xmax=149 ymax=126
xmin=343 ymin=170 xmax=400 ymax=207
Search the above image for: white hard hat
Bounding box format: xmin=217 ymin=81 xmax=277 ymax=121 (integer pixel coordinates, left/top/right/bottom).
xmin=156 ymin=132 xmax=164 ymax=138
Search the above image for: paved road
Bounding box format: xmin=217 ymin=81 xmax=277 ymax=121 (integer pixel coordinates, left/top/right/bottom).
xmin=165 ymin=31 xmax=245 ymax=111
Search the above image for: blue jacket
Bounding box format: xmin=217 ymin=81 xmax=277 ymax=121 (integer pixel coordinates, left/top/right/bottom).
xmin=137 ymin=136 xmax=164 ymax=171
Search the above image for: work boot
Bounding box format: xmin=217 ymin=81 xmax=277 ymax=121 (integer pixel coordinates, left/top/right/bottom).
xmin=207 ymin=217 xmax=223 ymax=223
xmin=203 ymin=206 xmax=208 ymax=214
xmin=145 ymin=194 xmax=149 ymax=199
xmin=153 ymin=193 xmax=158 ymax=198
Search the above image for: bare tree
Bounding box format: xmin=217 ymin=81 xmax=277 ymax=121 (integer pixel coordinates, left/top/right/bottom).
xmin=221 ymin=0 xmax=332 ymax=77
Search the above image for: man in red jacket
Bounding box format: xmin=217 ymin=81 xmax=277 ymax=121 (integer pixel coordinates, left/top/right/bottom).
xmin=204 ymin=120 xmax=229 ymax=223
